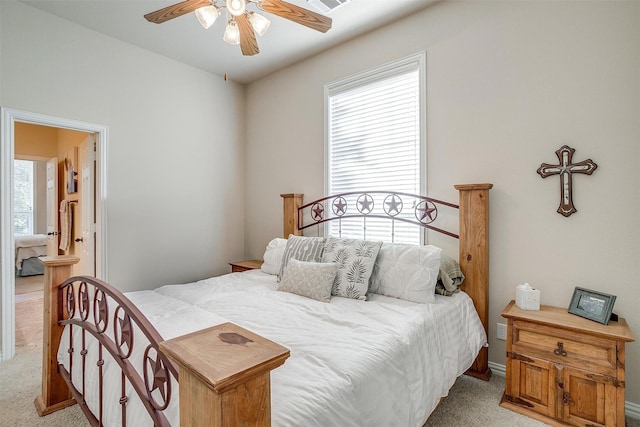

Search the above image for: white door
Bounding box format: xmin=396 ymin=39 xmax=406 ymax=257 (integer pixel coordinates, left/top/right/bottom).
xmin=78 ymin=136 xmax=95 ymax=276
xmin=45 ymin=157 xmax=58 ymax=256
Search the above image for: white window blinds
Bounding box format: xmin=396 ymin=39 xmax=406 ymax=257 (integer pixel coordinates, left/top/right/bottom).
xmin=325 ymin=53 xmax=425 ymax=244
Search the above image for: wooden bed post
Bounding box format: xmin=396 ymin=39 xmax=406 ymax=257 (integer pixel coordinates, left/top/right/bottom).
xmin=455 ymin=184 xmax=493 ymax=381
xmin=35 ymin=255 xmax=80 ymax=416
xmin=281 ymin=193 xmax=303 ymax=238
xmin=160 ymin=323 xmax=290 ymax=427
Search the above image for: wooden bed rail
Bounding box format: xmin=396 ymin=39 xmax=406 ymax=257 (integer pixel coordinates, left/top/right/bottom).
xmin=282 ymin=184 xmax=493 ymax=380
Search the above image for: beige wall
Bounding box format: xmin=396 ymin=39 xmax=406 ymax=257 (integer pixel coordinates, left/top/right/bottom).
xmin=57 ymin=129 xmax=87 ymax=157
xmin=0 ymin=1 xmax=246 ymax=344
xmin=14 ymin=122 xmax=58 ymax=158
xmin=245 ymin=0 xmax=640 ymax=405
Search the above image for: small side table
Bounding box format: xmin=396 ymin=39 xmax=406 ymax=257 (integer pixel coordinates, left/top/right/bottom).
xmin=500 ymin=300 xmax=634 ymax=426
xmin=159 ymin=323 xmax=289 ymax=426
xmin=229 ymin=259 xmax=263 ymax=273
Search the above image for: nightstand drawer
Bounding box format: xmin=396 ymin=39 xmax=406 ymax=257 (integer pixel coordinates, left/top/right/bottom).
xmin=512 ymin=320 xmax=617 ymax=376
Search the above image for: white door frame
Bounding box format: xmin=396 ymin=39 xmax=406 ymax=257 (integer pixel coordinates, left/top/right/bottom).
xmin=0 ymin=107 xmax=109 ymax=361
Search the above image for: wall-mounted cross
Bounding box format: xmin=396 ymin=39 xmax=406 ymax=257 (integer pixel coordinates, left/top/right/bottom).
xmin=537 ymin=145 xmax=597 ymax=217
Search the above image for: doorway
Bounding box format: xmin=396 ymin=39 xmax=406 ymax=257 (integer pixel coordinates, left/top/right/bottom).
xmin=1 ymin=108 xmax=108 ymax=360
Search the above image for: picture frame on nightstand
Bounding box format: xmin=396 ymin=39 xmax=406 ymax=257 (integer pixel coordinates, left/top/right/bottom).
xmin=568 ymin=286 xmax=616 ymax=325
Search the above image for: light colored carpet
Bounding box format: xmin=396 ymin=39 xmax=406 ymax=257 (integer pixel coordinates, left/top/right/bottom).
xmin=1 ymin=348 xmax=638 ymax=426
xmin=423 ymin=374 xmax=549 ymax=426
xmin=0 ymin=347 xmax=88 ymax=426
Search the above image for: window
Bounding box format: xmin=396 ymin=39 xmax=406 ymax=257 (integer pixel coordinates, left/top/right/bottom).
xmin=14 ymin=159 xmax=35 ymax=235
xmin=325 ymin=53 xmax=426 ymax=244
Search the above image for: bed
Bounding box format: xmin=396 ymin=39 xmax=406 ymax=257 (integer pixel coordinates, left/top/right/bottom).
xmin=35 ymin=184 xmax=492 ymax=426
xmin=15 ymin=234 xmax=47 ymax=276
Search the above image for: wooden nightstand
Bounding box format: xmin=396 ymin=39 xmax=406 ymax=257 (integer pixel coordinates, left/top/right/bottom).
xmin=500 ymin=300 xmax=634 ymax=427
xmin=229 ymin=259 xmax=263 ymax=273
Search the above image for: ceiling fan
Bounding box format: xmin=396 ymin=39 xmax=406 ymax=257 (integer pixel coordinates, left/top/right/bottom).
xmin=144 ymin=0 xmax=332 ymax=56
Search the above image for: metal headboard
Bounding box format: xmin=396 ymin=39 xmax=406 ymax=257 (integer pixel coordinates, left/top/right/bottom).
xmin=297 ymin=191 xmax=460 ymax=240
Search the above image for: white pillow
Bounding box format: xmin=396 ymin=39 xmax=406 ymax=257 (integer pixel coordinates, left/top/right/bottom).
xmin=278 ymin=258 xmax=337 ymax=303
xmin=369 ymin=243 xmax=443 ymax=304
xmin=261 ymin=238 xmax=288 ymax=275
xmin=321 ymin=237 xmax=382 ymax=301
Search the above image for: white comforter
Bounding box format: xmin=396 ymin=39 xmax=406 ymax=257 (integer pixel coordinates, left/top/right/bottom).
xmin=59 ymin=270 xmax=487 ymax=427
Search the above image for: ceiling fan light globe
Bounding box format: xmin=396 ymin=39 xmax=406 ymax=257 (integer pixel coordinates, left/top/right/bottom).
xmin=195 ymin=5 xmax=220 ymax=29
xmin=247 ymin=11 xmax=270 ymax=36
xmin=226 ymin=0 xmax=246 ymax=16
xmin=223 ymin=20 xmax=241 ymax=45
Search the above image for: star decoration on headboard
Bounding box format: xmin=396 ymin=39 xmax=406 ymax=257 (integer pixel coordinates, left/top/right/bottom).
xmin=332 ymin=197 xmax=347 ymax=216
xmin=311 ymin=203 xmax=324 ymax=221
xmin=415 ymin=201 xmax=436 ymax=224
xmin=357 ymin=193 xmax=374 ymax=214
xmin=384 ymin=194 xmax=403 ymax=217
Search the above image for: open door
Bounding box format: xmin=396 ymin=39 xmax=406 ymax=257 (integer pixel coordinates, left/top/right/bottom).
xmin=45 ymin=157 xmax=58 ymax=256
xmin=78 ymin=135 xmax=96 ymax=276
xmin=1 ymin=108 xmax=108 ymax=362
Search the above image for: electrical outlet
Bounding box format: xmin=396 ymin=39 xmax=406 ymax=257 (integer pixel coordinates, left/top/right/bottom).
xmin=496 ymin=323 xmax=507 ymax=341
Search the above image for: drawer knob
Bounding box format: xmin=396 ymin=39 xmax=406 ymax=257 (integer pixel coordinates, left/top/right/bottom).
xmin=553 ymin=341 xmax=568 ymax=357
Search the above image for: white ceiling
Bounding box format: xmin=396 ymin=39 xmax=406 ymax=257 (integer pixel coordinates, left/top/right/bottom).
xmin=21 ymin=0 xmax=438 ymax=84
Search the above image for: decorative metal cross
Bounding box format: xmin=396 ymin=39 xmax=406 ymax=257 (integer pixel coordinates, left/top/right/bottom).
xmin=537 ymin=145 xmax=597 ymax=217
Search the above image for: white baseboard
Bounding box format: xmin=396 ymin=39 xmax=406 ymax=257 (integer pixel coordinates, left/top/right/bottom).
xmin=486 ymin=361 xmax=639 ymax=420
xmin=627 ymin=401 xmax=640 ymax=420
xmin=488 ymin=361 xmax=505 ymax=377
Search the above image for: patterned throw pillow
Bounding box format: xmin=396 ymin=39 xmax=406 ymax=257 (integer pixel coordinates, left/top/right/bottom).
xmin=321 ymin=237 xmax=383 ymax=300
xmin=278 ymin=258 xmax=338 ymax=303
xmin=278 ymin=235 xmax=326 ymax=282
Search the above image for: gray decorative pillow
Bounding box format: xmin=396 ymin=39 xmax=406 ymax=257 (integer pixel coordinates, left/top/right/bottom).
xmin=278 ymin=259 xmax=337 ymax=303
xmin=278 ymin=235 xmax=326 ymax=282
xmin=321 ymin=237 xmax=383 ymax=300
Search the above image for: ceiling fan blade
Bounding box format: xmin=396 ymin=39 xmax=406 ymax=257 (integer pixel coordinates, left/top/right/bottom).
xmin=144 ymin=0 xmax=211 ymax=24
xmin=236 ymin=14 xmax=260 ymax=56
xmin=261 ymin=0 xmax=332 ymax=33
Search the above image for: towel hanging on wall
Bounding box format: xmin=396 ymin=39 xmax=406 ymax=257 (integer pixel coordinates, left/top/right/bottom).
xmin=59 ymin=200 xmax=72 ymax=251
